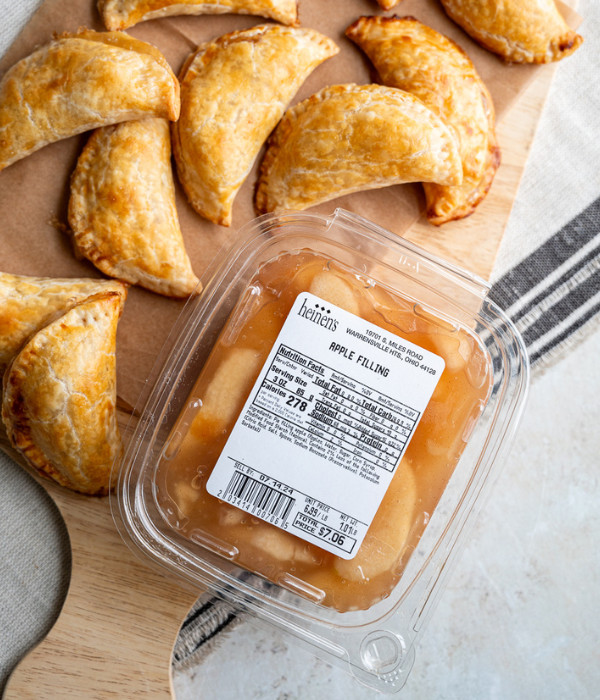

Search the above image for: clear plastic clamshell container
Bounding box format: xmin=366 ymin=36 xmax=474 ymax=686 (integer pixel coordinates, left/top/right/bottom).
xmin=113 ymin=209 xmax=529 ymax=694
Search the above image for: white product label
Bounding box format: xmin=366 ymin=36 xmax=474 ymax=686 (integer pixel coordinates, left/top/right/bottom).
xmin=207 ymin=292 xmax=444 ymax=559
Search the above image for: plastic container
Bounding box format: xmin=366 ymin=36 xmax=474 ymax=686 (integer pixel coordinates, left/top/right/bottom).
xmin=113 ymin=209 xmax=529 ymax=694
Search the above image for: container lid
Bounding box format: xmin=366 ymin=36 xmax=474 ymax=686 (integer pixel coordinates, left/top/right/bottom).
xmin=113 ymin=209 xmax=529 ymax=694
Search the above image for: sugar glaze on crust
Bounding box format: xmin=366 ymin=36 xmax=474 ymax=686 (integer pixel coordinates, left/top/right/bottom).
xmin=0 ymin=29 xmax=179 ymax=172
xmin=99 ymin=0 xmax=299 ymax=30
xmin=2 ymin=293 xmax=124 ymax=496
xmin=440 ymin=0 xmax=583 ymax=64
xmin=255 ymin=83 xmax=463 ymax=215
xmin=346 ymin=16 xmax=500 ymax=225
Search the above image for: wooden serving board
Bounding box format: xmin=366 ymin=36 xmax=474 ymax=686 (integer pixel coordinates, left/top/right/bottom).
xmin=0 ymin=0 xmax=577 ymax=695
xmin=1 ymin=63 xmax=557 ymax=700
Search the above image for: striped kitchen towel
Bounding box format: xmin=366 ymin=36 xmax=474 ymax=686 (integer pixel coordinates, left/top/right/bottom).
xmin=490 ymin=196 xmax=600 ymax=373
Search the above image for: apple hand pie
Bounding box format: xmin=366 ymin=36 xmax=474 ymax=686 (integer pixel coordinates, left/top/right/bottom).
xmin=440 ymin=0 xmax=583 ymax=64
xmin=172 ymin=25 xmax=339 ymax=227
xmin=69 ymin=119 xmax=199 ymax=298
xmin=0 ymin=29 xmax=179 ymax=172
xmin=99 ymin=0 xmax=298 ymax=30
xmin=346 ymin=16 xmax=500 ymax=225
xmin=0 ymin=272 xmax=127 ymax=379
xmin=2 ymin=292 xmax=124 ymax=496
xmin=255 ymin=83 xmax=462 ymax=215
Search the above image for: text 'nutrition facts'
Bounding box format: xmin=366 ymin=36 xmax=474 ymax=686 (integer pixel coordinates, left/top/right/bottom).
xmin=253 ymin=344 xmax=420 ymax=478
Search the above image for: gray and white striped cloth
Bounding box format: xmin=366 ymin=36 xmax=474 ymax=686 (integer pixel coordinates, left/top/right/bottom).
xmin=491 ymin=196 xmax=600 ymax=372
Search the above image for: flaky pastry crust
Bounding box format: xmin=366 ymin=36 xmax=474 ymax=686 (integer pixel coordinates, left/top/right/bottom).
xmin=0 ymin=272 xmax=127 ymax=378
xmin=99 ymin=0 xmax=298 ymax=30
xmin=69 ymin=119 xmax=200 ymax=297
xmin=254 ymin=83 xmax=462 ymax=215
xmin=440 ymin=0 xmax=583 ymax=64
xmin=0 ymin=29 xmax=179 ymax=172
xmin=172 ymin=25 xmax=339 ymax=226
xmin=346 ymin=16 xmax=500 ymax=225
xmin=2 ymin=293 xmax=124 ymax=496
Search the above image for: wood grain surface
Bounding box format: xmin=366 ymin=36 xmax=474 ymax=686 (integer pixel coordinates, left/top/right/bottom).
xmin=0 ymin=435 xmax=197 ymax=700
xmin=0 ymin=0 xmax=574 ymax=696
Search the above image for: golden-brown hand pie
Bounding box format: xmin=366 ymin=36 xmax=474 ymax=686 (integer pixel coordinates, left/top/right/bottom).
xmin=69 ymin=119 xmax=199 ymax=298
xmin=0 ymin=29 xmax=179 ymax=173
xmin=99 ymin=0 xmax=298 ymax=30
xmin=346 ymin=16 xmax=500 ymax=225
xmin=0 ymin=272 xmax=127 ymax=379
xmin=2 ymin=292 xmax=124 ymax=496
xmin=254 ymin=83 xmax=462 ymax=215
xmin=440 ymin=0 xmax=583 ymax=64
xmin=172 ymin=25 xmax=339 ymax=227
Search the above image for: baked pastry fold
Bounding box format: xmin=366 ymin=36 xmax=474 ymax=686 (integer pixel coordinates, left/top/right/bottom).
xmin=99 ymin=0 xmax=298 ymax=30
xmin=255 ymin=83 xmax=462 ymax=215
xmin=0 ymin=29 xmax=179 ymax=172
xmin=440 ymin=0 xmax=583 ymax=64
xmin=0 ymin=272 xmax=127 ymax=379
xmin=69 ymin=119 xmax=200 ymax=297
xmin=172 ymin=25 xmax=339 ymax=226
xmin=2 ymin=292 xmax=124 ymax=496
xmin=346 ymin=16 xmax=500 ymax=225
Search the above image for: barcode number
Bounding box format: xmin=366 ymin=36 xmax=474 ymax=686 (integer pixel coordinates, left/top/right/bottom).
xmin=224 ymin=471 xmax=295 ymax=523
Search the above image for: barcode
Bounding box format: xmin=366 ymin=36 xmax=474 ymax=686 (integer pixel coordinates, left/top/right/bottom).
xmin=224 ymin=471 xmax=295 ymax=522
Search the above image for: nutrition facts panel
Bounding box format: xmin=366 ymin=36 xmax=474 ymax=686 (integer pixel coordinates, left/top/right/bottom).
xmin=253 ymin=344 xmax=421 ymax=474
xmin=207 ymin=292 xmax=444 ymax=559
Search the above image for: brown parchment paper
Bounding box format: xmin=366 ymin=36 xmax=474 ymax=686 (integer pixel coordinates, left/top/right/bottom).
xmin=0 ymin=0 xmax=581 ymax=408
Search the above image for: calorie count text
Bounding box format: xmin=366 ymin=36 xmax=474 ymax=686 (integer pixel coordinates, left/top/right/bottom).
xmin=257 ymin=345 xmax=420 ymax=472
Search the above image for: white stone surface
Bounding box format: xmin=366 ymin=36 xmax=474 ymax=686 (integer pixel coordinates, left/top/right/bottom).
xmin=174 ymin=327 xmax=600 ymax=700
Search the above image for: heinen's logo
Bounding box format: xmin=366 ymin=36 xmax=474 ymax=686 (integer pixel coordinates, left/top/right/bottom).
xmin=297 ymin=297 xmax=338 ymax=332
